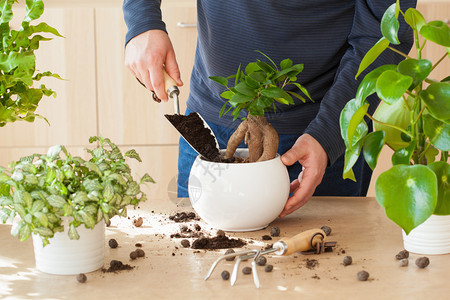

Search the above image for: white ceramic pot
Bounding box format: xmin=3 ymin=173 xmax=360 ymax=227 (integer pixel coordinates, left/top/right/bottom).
xmin=188 ymin=148 xmax=290 ymax=231
xmin=402 ymin=214 xmax=450 ymax=255
xmin=32 ymin=218 xmax=105 ymax=275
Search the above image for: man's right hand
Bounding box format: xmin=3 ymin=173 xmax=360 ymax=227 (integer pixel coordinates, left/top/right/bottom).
xmin=124 ymin=29 xmax=183 ymax=101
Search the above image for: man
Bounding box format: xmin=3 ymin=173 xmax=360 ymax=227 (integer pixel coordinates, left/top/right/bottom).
xmin=123 ymin=0 xmax=416 ymax=217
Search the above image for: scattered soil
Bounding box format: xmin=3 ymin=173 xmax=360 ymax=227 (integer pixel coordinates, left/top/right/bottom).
xmin=108 ymin=239 xmax=118 ymax=249
xmin=395 ymin=249 xmax=409 ymax=260
xmin=221 ymin=270 xmax=230 ymax=280
xmin=264 ymin=265 xmax=273 ymax=272
xmin=399 ymin=258 xmax=409 ymax=267
xmin=181 ymin=239 xmax=191 ymax=248
xmin=256 ymin=256 xmax=267 ymax=266
xmin=305 ymin=258 xmax=319 ymax=270
xmin=165 ymin=113 xmax=220 ymax=161
xmin=415 ymin=257 xmax=429 ymax=268
xmin=129 ymin=251 xmax=137 ymax=260
xmin=76 ymin=273 xmax=87 ymax=283
xmin=270 ymin=226 xmax=280 ymax=237
xmin=135 ymin=249 xmax=145 ymax=257
xmin=170 ymin=224 xmax=203 ymax=238
xmin=264 ymin=244 xmax=273 ymax=250
xmin=133 ymin=217 xmax=143 ymax=227
xmin=343 ymin=256 xmax=352 ymax=266
xmin=262 ymin=235 xmax=272 ymax=241
xmin=242 ymin=267 xmax=252 ymax=275
xmin=321 ymin=226 xmax=332 ymax=236
xmin=169 ymin=212 xmax=197 ymax=223
xmin=191 ymin=235 xmax=246 ymax=250
xmin=357 ymin=270 xmax=369 ymax=281
xmin=225 ymin=249 xmax=236 ymax=261
xmin=102 ymin=260 xmax=134 ymax=273
xmin=135 ymin=243 xmax=142 ymax=247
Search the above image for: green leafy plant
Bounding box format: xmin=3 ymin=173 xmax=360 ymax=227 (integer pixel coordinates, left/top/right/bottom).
xmin=0 ymin=0 xmax=63 ymax=127
xmin=340 ymin=0 xmax=449 ymax=234
xmin=209 ymin=51 xmax=312 ymax=162
xmin=0 ymin=136 xmax=155 ymax=246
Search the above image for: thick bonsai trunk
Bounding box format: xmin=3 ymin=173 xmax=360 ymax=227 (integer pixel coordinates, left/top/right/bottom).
xmin=224 ymin=115 xmax=278 ymax=162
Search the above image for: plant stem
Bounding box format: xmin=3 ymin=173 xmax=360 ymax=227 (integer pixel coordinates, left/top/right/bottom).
xmin=388 ymin=46 xmax=411 ymax=59
xmin=430 ymin=52 xmax=448 ymax=73
xmin=417 ymin=142 xmax=431 ymax=164
xmin=414 ymin=105 xmax=427 ymax=124
xmin=365 ymin=113 xmax=413 ymax=137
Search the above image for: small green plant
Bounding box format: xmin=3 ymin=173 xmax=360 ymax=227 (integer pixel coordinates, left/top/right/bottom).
xmin=0 ymin=0 xmax=63 ymax=127
xmin=340 ymin=0 xmax=449 ymax=234
xmin=0 ymin=136 xmax=155 ymax=246
xmin=209 ymin=51 xmax=312 ymax=162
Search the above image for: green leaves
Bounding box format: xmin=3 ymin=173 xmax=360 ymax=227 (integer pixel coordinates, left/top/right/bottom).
xmin=427 ymin=162 xmax=450 ymax=215
xmin=0 ymin=136 xmax=154 ymax=244
xmin=380 ymin=3 xmax=400 ymax=45
xmin=420 ymin=20 xmax=450 ymax=47
xmin=376 ymin=70 xmax=412 ymax=104
xmin=420 ymin=82 xmax=450 ymax=123
xmin=376 ymin=165 xmax=437 ymax=234
xmin=355 ymin=38 xmax=390 ymax=79
xmin=209 ymin=52 xmax=310 ymax=119
xmin=0 ymin=0 xmax=62 ymax=127
xmin=423 ymin=114 xmax=450 ymax=151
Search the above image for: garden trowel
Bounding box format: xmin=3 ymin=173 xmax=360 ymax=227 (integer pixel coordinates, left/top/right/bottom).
xmin=159 ymin=70 xmax=220 ymax=160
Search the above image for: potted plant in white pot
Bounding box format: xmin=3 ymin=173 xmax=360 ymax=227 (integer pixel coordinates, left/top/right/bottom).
xmin=340 ymin=1 xmax=449 ymax=254
xmin=0 ymin=136 xmax=155 ymax=274
xmin=188 ymin=53 xmax=312 ymax=231
xmin=0 ymin=0 xmax=62 ymax=127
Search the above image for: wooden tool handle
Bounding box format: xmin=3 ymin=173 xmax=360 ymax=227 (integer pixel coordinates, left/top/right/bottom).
xmin=163 ymin=69 xmax=177 ymax=92
xmin=278 ymin=228 xmax=326 ymax=256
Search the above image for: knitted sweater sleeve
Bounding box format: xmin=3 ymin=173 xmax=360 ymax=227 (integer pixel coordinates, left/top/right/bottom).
xmin=304 ymin=0 xmax=416 ymax=165
xmin=122 ymin=0 xmax=166 ymax=46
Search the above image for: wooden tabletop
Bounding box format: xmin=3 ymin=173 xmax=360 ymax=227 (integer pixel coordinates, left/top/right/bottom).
xmin=1 ymin=197 xmax=449 ymax=299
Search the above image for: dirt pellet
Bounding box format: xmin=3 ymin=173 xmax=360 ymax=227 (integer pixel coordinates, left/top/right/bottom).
xmin=135 ymin=243 xmax=142 ymax=247
xmin=415 ymin=257 xmax=430 ymax=268
xmin=129 ymin=251 xmax=137 ymax=260
xmin=262 ymin=235 xmax=272 ymax=240
xmin=108 ymin=239 xmax=118 ymax=249
xmin=270 ymin=226 xmax=280 ymax=237
xmin=221 ymin=270 xmax=230 ymax=280
xmin=242 ymin=267 xmax=252 ymax=275
xmin=225 ymin=249 xmax=236 ymax=261
xmin=181 ymin=239 xmax=190 ymax=248
xmin=135 ymin=248 xmax=145 ymax=257
xmin=133 ymin=217 xmax=143 ymax=227
xmin=264 ymin=265 xmax=273 ymax=272
xmin=321 ymin=225 xmax=332 ymax=236
xmin=357 ymin=270 xmax=369 ymax=281
xmin=216 ymin=230 xmax=226 ymax=237
xmin=343 ymin=256 xmax=352 ymax=266
xmin=395 ymin=249 xmax=409 ymax=260
xmin=76 ymin=273 xmax=87 ymax=283
xmin=399 ymin=258 xmax=408 ymax=267
xmin=194 ymin=224 xmax=201 ymax=231
xmin=256 ymin=256 xmax=267 ymax=266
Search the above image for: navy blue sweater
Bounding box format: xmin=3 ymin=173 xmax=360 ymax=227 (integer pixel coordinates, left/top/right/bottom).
xmin=123 ymin=0 xmax=416 ymax=165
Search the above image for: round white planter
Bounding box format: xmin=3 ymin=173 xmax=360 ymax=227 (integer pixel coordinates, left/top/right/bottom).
xmin=32 ymin=219 xmax=105 ymax=275
xmin=402 ymin=214 xmax=450 ymax=255
xmin=188 ymin=148 xmax=290 ymax=231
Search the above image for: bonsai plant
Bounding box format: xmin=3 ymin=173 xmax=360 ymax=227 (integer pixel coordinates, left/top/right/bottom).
xmin=209 ymin=51 xmax=312 ymax=162
xmin=0 ymin=135 xmax=155 ymax=246
xmin=0 ymin=0 xmax=62 ymax=127
xmin=340 ymin=1 xmax=449 ymax=235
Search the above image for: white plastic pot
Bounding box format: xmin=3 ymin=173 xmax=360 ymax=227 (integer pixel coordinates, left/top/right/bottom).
xmin=32 ymin=218 xmax=105 ymax=275
xmin=402 ymin=214 xmax=450 ymax=255
xmin=188 ymin=148 xmax=290 ymax=231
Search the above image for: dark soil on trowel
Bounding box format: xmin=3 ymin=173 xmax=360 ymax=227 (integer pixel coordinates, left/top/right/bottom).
xmin=165 ymin=113 xmax=220 ymax=161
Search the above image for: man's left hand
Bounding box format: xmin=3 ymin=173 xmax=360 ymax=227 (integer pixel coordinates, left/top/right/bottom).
xmin=279 ymin=133 xmax=328 ymax=217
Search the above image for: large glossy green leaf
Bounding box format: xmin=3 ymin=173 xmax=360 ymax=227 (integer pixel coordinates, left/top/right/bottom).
xmin=235 ymin=82 xmax=256 ymax=97
xmin=356 ymin=38 xmax=390 ymax=79
xmin=363 ymin=131 xmax=385 ymax=170
xmin=423 ymin=114 xmax=450 ymax=151
xmin=420 ymin=20 xmax=450 ymax=47
xmin=392 ymin=140 xmax=416 ymax=165
xmin=376 ymin=70 xmax=413 ymax=104
xmin=397 ymin=59 xmax=432 ymax=90
xmin=404 ymin=8 xmax=426 ymax=32
xmin=340 ymin=98 xmax=368 ymax=148
xmin=229 ymin=93 xmax=253 ymax=107
xmin=356 ymin=65 xmax=397 ymax=104
xmin=427 ymin=162 xmax=450 ymax=215
xmin=347 ymin=104 xmax=370 ymax=151
xmin=420 ymin=82 xmax=450 ymax=123
xmin=375 ymin=164 xmax=437 ymax=234
xmin=373 ymin=97 xmax=413 ymax=150
xmin=381 ymin=3 xmax=400 ymax=44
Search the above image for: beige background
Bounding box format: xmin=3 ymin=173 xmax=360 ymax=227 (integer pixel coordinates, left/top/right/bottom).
xmin=0 ymin=0 xmax=448 ymax=200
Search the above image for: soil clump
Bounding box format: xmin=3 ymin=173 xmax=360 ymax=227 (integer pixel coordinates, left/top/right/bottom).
xmin=102 ymin=260 xmax=134 ymax=273
xmin=191 ymin=235 xmax=246 ymax=250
